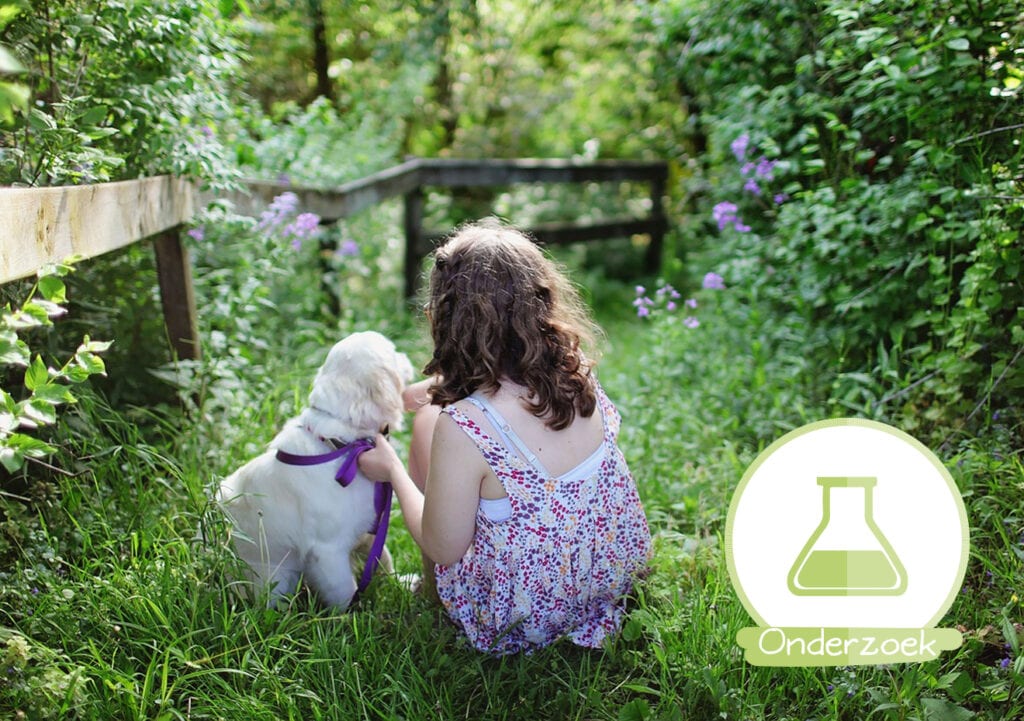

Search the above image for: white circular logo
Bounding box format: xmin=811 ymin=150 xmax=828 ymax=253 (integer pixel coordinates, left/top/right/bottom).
xmin=727 ymin=419 xmax=969 ymax=631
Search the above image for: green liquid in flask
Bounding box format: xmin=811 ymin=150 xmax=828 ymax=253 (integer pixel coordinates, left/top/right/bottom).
xmin=794 ymin=550 xmax=899 ymax=590
xmin=787 ymin=477 xmax=907 ymax=596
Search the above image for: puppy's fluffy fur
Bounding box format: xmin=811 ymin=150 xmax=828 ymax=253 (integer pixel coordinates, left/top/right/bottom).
xmin=218 ymin=331 xmax=413 ymax=609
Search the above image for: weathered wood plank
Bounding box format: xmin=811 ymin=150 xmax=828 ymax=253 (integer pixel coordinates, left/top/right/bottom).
xmin=417 ymin=158 xmax=668 ymax=187
xmin=0 ymin=176 xmax=197 ymax=283
xmin=420 ymin=216 xmax=668 ymax=254
xmin=208 ymin=159 xmax=423 ymax=221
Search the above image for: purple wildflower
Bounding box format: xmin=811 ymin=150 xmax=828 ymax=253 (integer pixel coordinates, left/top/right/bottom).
xmin=712 ymin=201 xmax=751 ymax=233
xmin=713 ymin=202 xmax=739 ymax=230
xmin=656 ymin=284 xmax=681 ymax=300
xmin=284 ymin=212 xmax=322 ymax=249
xmin=744 ymin=178 xmax=762 ymax=196
xmin=666 ymin=301 xmax=677 ymax=311
xmin=756 ymin=157 xmax=777 ymax=180
xmin=702 ymin=272 xmax=726 ymax=290
xmin=291 ymin=212 xmax=320 ymax=236
xmin=773 ymin=192 xmax=789 ymax=205
xmin=685 ymin=298 xmax=698 ymax=309
xmin=258 ymin=192 xmax=301 ymax=231
xmin=683 ymin=316 xmax=699 ymax=329
xmin=200 ymin=125 xmax=214 ymax=139
xmin=1000 ymin=657 xmax=1012 ymax=669
xmin=731 ymin=133 xmax=750 ymax=162
xmin=187 ymin=226 xmax=205 ymax=242
xmin=635 ymin=285 xmax=646 ymax=296
xmin=633 ymin=295 xmax=655 ymax=318
xmin=338 ymin=239 xmax=359 ymax=257
xmin=741 ymin=162 xmax=756 ymax=177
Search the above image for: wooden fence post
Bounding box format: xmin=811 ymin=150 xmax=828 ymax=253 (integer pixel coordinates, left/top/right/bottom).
xmin=403 ymin=188 xmax=424 ymax=299
xmin=153 ymin=228 xmax=202 ymax=361
xmin=645 ymin=172 xmax=667 ymax=274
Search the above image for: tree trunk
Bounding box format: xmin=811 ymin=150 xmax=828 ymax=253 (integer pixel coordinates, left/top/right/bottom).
xmin=309 ymin=0 xmax=333 ymax=103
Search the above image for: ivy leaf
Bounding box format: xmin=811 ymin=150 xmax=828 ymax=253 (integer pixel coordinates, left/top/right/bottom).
xmin=0 ymin=433 xmax=56 ymax=472
xmin=79 ymin=337 xmax=113 ymax=354
xmin=74 ymin=349 xmax=106 ymax=377
xmin=6 ymin=304 xmax=49 ymax=330
xmin=37 ymin=275 xmax=67 ymax=303
xmin=0 ymin=446 xmax=23 ymax=473
xmin=0 ymin=411 xmax=16 ymax=436
xmin=22 ymin=398 xmax=57 ymax=426
xmin=24 ymin=355 xmax=49 ymax=391
xmin=32 ymin=299 xmax=67 ymax=320
xmin=0 ymin=330 xmax=29 ymax=366
xmin=31 ymin=382 xmax=76 ymax=406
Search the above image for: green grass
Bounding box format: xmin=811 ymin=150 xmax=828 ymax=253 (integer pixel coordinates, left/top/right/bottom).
xmin=1 ymin=256 xmax=1022 ymax=720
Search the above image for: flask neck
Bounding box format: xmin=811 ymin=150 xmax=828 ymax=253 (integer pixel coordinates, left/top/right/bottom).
xmin=822 ymin=485 xmax=874 ymax=537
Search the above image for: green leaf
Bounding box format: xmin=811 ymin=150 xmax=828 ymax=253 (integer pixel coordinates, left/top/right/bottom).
xmin=79 ymin=337 xmax=113 ymax=354
xmin=617 ymin=699 xmax=651 ymax=721
xmin=79 ymin=104 xmax=109 ymax=126
xmin=945 ymin=38 xmax=970 ymax=51
xmin=24 ymin=355 xmax=48 ymax=391
xmin=37 ymin=275 xmax=67 ymax=303
xmin=7 ymin=303 xmax=51 ymax=329
xmin=0 ymin=446 xmax=23 ymax=473
xmin=921 ymin=697 xmax=974 ymax=721
xmin=31 ymin=382 xmax=75 ymax=405
xmin=22 ymin=398 xmax=57 ymax=426
xmin=33 ymin=299 xmax=67 ymax=320
xmin=0 ymin=331 xmax=29 ymax=367
xmin=74 ymin=351 xmax=106 ymax=377
xmin=7 ymin=432 xmax=56 ymax=458
xmin=0 ymin=45 xmax=24 ymax=73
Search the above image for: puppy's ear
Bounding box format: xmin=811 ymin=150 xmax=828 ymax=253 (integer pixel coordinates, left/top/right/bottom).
xmin=358 ymin=359 xmax=407 ymax=432
xmin=395 ymin=352 xmax=414 ymax=385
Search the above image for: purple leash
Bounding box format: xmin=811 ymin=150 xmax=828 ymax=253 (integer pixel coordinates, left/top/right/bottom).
xmin=275 ymin=437 xmax=392 ymax=603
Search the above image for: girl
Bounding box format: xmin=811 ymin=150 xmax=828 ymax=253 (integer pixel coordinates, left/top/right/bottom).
xmin=358 ymin=220 xmax=651 ymax=654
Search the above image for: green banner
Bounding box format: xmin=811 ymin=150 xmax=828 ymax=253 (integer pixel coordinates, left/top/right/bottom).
xmin=736 ymin=627 xmax=963 ymax=666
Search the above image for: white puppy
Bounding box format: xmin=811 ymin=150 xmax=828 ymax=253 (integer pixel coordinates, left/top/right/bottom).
xmin=217 ymin=331 xmax=413 ymax=609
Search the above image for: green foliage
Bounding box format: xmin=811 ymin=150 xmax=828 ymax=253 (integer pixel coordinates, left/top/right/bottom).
xmin=0 ymin=262 xmax=110 ymax=473
xmin=0 ymin=0 xmax=243 ymax=187
xmin=0 ymin=1 xmax=1021 ymax=718
xmin=1 ymin=628 xmax=87 ymax=720
xmin=0 ymin=1 xmax=29 ymax=124
xmin=651 ymin=0 xmax=1024 ymax=437
xmin=237 ymin=96 xmax=402 ymax=187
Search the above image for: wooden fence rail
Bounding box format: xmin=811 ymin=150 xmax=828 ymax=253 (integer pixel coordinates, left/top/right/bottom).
xmin=0 ymin=175 xmax=202 ymax=361
xmin=1 ymin=157 xmax=667 ymax=361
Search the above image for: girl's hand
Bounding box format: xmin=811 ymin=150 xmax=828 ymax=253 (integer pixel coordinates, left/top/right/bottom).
xmin=402 ymin=377 xmax=438 ymax=412
xmin=358 ymin=434 xmax=404 ymax=484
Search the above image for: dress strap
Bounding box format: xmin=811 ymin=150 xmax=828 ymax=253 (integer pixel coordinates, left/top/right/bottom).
xmin=464 ymin=394 xmax=551 ymax=478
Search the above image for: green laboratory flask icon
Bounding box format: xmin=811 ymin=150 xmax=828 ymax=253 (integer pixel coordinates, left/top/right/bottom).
xmin=788 ymin=477 xmax=907 ymax=596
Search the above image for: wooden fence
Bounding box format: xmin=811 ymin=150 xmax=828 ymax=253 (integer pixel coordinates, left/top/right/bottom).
xmin=0 ymin=157 xmax=668 ymax=361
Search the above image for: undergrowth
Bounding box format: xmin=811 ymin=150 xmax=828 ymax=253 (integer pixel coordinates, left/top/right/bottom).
xmin=1 ymin=235 xmax=1021 ymax=719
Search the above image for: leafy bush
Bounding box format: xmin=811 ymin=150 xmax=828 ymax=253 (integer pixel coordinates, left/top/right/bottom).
xmin=0 ymin=0 xmax=242 ymax=187
xmin=650 ymin=0 xmax=1024 ymax=437
xmin=0 ymin=263 xmax=109 ymax=473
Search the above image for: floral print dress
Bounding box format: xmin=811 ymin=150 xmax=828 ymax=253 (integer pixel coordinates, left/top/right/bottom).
xmin=434 ymin=380 xmax=652 ymax=655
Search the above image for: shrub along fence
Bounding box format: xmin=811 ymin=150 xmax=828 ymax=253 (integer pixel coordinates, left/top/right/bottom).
xmin=0 ymin=157 xmax=668 ymax=360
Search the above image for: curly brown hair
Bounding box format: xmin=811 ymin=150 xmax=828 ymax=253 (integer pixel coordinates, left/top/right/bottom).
xmin=423 ymin=220 xmax=600 ymax=430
